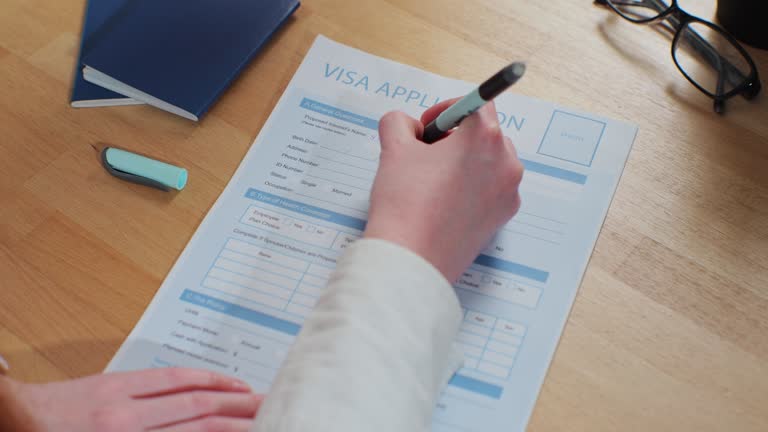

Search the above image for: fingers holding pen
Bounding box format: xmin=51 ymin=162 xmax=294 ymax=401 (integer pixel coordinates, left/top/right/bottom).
xmin=378 ymin=111 xmax=425 ymax=152
xmin=454 ymin=101 xmax=505 ymax=147
xmin=419 ymin=97 xmax=461 ymax=126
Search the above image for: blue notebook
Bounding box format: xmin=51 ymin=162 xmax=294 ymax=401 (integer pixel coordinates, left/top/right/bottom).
xmin=78 ymin=0 xmax=300 ymax=120
xmin=71 ymin=0 xmax=142 ymax=107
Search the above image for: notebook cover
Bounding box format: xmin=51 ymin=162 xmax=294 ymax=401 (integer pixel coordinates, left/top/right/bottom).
xmin=70 ymin=0 xmax=142 ymax=107
xmin=81 ymin=0 xmax=300 ymax=120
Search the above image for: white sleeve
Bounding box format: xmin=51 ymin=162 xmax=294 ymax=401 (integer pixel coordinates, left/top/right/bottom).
xmin=252 ymin=238 xmax=464 ymax=432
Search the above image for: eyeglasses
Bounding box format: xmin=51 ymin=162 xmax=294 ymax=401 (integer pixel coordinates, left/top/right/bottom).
xmin=595 ymin=0 xmax=761 ymax=113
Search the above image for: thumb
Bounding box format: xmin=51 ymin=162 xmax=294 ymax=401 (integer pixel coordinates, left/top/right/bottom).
xmin=378 ymin=111 xmax=424 ymax=151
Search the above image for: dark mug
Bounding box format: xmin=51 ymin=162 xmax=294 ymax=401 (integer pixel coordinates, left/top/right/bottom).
xmin=717 ymin=0 xmax=768 ymax=49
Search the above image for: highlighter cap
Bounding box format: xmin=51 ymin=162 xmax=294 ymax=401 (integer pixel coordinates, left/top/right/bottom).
xmin=101 ymin=147 xmax=188 ymax=191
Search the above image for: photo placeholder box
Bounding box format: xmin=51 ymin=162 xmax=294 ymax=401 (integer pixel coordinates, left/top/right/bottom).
xmin=537 ymin=110 xmax=606 ymax=167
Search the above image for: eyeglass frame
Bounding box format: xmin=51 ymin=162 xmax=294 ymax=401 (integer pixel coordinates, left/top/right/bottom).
xmin=595 ymin=0 xmax=762 ymax=113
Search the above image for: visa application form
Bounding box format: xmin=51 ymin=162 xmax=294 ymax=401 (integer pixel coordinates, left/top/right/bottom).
xmin=107 ymin=36 xmax=637 ymax=431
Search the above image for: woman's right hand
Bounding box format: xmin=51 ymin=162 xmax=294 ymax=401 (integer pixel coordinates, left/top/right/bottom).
xmin=365 ymin=99 xmax=524 ymax=282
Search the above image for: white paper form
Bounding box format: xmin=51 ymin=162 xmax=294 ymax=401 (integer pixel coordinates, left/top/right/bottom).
xmin=107 ymin=36 xmax=637 ymax=431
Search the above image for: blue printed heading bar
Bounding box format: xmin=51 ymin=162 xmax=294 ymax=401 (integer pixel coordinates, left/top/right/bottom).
xmin=181 ymin=290 xmax=301 ymax=336
xmin=474 ymin=254 xmax=549 ymax=283
xmin=245 ymin=188 xmax=367 ymax=231
xmin=520 ymin=158 xmax=588 ymax=185
xmin=449 ymin=374 xmax=504 ymax=399
xmin=300 ymin=98 xmax=379 ymax=130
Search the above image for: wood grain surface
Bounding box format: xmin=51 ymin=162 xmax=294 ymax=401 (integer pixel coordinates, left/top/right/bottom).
xmin=1 ymin=0 xmax=767 ymax=430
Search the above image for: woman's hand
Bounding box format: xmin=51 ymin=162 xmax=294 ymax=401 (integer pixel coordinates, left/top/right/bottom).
xmin=365 ymin=99 xmax=523 ymax=282
xmin=7 ymin=368 xmax=262 ymax=432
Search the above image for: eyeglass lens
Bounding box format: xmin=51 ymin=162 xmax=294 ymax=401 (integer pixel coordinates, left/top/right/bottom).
xmin=606 ymin=0 xmax=667 ymax=22
xmin=673 ymin=22 xmax=751 ymax=97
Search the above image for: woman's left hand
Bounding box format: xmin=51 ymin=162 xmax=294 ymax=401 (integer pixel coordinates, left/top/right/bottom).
xmin=8 ymin=368 xmax=262 ymax=432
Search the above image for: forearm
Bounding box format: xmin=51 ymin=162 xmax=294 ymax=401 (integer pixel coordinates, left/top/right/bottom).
xmin=253 ymin=239 xmax=463 ymax=432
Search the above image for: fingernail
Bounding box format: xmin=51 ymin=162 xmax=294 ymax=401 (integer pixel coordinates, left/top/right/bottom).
xmin=0 ymin=354 xmax=9 ymax=375
xmin=232 ymin=379 xmax=252 ymax=391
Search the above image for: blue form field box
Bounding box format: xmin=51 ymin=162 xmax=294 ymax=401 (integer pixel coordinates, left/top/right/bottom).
xmin=537 ymin=111 xmax=606 ymax=167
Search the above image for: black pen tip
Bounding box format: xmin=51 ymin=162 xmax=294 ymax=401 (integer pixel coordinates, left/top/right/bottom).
xmin=503 ymin=62 xmax=526 ymax=84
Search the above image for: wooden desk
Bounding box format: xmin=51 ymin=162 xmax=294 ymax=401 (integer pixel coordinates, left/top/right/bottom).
xmin=1 ymin=0 xmax=766 ymax=430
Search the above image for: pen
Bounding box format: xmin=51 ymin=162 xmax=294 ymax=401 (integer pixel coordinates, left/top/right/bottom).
xmin=92 ymin=144 xmax=188 ymax=191
xmin=422 ymin=62 xmax=526 ymax=144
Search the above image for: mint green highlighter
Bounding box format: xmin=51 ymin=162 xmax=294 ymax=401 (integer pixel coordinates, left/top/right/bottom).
xmin=100 ymin=147 xmax=188 ymax=191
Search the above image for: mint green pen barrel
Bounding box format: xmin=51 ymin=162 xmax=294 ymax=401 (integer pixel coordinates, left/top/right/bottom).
xmin=105 ymin=148 xmax=188 ymax=190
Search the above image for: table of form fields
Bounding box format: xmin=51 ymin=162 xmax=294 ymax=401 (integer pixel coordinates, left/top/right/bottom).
xmin=173 ymin=186 xmax=550 ymax=402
